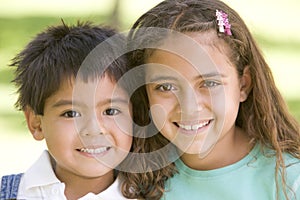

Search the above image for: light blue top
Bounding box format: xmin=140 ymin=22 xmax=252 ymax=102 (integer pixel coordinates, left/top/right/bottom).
xmin=162 ymin=144 xmax=300 ymax=200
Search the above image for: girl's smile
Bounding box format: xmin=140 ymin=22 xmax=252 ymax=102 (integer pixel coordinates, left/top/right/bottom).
xmin=145 ymin=31 xmax=251 ymax=164
xmin=123 ymin=0 xmax=300 ymax=198
xmin=174 ymin=120 xmax=212 ymax=135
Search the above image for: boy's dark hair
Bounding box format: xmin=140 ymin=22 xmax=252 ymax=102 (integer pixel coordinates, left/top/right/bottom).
xmin=11 ymin=21 xmax=128 ymax=115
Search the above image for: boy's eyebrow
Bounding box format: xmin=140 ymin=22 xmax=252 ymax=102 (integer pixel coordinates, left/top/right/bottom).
xmin=148 ymin=72 xmax=226 ymax=82
xmin=53 ymin=98 xmax=129 ymax=108
xmin=97 ymin=97 xmax=129 ymax=106
xmin=52 ymin=100 xmax=83 ymax=108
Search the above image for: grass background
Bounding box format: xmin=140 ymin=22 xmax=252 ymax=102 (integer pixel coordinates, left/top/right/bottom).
xmin=0 ymin=0 xmax=299 ymax=176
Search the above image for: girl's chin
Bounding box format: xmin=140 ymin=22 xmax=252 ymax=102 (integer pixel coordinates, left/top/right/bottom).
xmin=177 ymin=142 xmax=215 ymax=156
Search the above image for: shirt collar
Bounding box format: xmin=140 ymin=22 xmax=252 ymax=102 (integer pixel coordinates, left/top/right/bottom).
xmin=22 ymin=150 xmax=62 ymax=190
xmin=78 ymin=178 xmax=125 ymax=200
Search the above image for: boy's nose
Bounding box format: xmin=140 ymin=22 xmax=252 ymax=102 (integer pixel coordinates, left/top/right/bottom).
xmin=80 ymin=129 xmax=104 ymax=136
xmin=76 ymin=116 xmax=104 ymax=136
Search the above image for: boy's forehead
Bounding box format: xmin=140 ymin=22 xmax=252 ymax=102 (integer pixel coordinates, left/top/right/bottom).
xmin=43 ymin=77 xmax=130 ymax=115
xmin=73 ymin=74 xmax=128 ymax=102
xmin=47 ymin=73 xmax=127 ymax=104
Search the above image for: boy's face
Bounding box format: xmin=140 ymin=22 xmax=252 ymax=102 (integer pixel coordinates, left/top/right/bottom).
xmin=29 ymin=74 xmax=132 ymax=178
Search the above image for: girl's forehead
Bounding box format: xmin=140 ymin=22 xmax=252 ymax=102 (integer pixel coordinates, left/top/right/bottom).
xmin=146 ymin=30 xmax=231 ymax=63
xmin=146 ymin=51 xmax=230 ymax=83
xmin=146 ymin=34 xmax=234 ymax=79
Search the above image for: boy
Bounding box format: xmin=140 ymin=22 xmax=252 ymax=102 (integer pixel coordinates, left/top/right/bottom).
xmin=0 ymin=21 xmax=133 ymax=200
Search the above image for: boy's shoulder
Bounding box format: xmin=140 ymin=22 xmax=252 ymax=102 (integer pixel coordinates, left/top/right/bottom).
xmin=0 ymin=173 xmax=23 ymax=200
xmin=0 ymin=150 xmax=58 ymax=199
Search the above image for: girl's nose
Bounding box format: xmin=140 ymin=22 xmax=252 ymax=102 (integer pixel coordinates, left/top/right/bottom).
xmin=178 ymin=86 xmax=204 ymax=116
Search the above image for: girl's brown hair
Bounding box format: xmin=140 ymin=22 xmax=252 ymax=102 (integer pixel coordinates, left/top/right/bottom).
xmin=121 ymin=0 xmax=300 ymax=199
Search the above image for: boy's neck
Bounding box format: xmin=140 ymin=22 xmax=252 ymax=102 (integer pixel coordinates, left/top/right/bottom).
xmin=63 ymin=170 xmax=114 ymax=200
xmin=50 ymin=156 xmax=115 ymax=199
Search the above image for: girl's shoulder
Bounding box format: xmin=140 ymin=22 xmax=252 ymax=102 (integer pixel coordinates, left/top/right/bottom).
xmin=284 ymin=153 xmax=300 ymax=178
xmin=284 ymin=153 xmax=300 ymax=165
xmin=282 ymin=153 xmax=300 ymax=198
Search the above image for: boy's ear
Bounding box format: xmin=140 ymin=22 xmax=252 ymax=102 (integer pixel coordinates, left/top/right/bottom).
xmin=239 ymin=66 xmax=252 ymax=102
xmin=24 ymin=107 xmax=44 ymax=141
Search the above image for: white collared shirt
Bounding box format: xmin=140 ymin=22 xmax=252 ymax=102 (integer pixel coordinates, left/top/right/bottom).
xmin=11 ymin=150 xmax=134 ymax=200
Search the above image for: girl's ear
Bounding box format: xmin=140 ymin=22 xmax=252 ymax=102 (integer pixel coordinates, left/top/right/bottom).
xmin=239 ymin=66 xmax=252 ymax=102
xmin=24 ymin=107 xmax=44 ymax=141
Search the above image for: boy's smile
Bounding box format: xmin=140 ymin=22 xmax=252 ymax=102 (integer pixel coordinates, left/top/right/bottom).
xmin=78 ymin=146 xmax=111 ymax=154
xmin=29 ymin=74 xmax=132 ymax=179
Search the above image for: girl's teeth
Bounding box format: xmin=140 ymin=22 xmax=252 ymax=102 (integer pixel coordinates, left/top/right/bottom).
xmin=80 ymin=147 xmax=109 ymax=154
xmin=192 ymin=124 xmax=201 ymax=130
xmin=184 ymin=125 xmax=192 ymax=130
xmin=178 ymin=121 xmax=209 ymax=131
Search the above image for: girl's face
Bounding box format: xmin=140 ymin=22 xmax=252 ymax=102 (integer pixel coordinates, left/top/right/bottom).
xmin=27 ymin=74 xmax=132 ymax=180
xmin=145 ymin=33 xmax=249 ymax=158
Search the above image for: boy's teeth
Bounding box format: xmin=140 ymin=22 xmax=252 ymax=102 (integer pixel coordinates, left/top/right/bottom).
xmin=178 ymin=121 xmax=209 ymax=131
xmin=80 ymin=147 xmax=109 ymax=154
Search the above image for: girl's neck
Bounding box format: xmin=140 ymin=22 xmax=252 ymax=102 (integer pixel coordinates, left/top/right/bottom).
xmin=52 ymin=160 xmax=114 ymax=200
xmin=180 ymin=126 xmax=253 ymax=170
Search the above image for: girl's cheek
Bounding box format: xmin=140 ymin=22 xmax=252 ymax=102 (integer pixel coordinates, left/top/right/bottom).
xmin=150 ymin=104 xmax=167 ymax=131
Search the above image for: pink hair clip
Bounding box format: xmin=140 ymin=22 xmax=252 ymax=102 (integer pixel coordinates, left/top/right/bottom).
xmin=216 ymin=10 xmax=232 ymax=36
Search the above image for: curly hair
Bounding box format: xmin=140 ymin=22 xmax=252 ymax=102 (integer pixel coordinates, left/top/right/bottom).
xmin=119 ymin=83 xmax=177 ymax=199
xmin=121 ymin=0 xmax=300 ymax=199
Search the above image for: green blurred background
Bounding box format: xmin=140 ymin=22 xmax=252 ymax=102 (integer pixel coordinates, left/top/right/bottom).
xmin=0 ymin=0 xmax=299 ymax=176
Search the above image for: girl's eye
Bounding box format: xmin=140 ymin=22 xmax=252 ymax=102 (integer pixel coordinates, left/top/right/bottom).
xmin=155 ymin=83 xmax=176 ymax=91
xmin=202 ymin=80 xmax=220 ymax=88
xmin=62 ymin=110 xmax=81 ymax=118
xmin=103 ymin=108 xmax=121 ymax=116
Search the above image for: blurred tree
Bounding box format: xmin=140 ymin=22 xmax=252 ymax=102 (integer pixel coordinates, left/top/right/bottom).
xmin=110 ymin=0 xmax=121 ymax=29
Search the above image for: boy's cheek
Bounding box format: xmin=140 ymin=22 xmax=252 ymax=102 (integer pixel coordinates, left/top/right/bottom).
xmin=113 ymin=116 xmax=133 ymax=137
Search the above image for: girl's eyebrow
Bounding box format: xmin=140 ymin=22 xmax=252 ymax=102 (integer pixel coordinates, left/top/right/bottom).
xmin=148 ymin=72 xmax=226 ymax=82
xmin=193 ymin=72 xmax=227 ymax=80
xmin=148 ymin=76 xmax=178 ymax=82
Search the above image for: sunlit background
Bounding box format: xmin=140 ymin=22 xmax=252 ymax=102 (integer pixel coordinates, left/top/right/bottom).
xmin=0 ymin=0 xmax=299 ymax=176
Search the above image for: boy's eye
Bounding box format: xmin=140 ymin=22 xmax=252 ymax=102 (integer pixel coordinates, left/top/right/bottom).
xmin=62 ymin=111 xmax=81 ymax=118
xmin=202 ymin=80 xmax=220 ymax=88
xmin=155 ymin=83 xmax=176 ymax=91
xmin=103 ymin=108 xmax=120 ymax=116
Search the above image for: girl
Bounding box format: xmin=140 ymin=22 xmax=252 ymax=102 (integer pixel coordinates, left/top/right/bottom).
xmin=121 ymin=0 xmax=300 ymax=199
